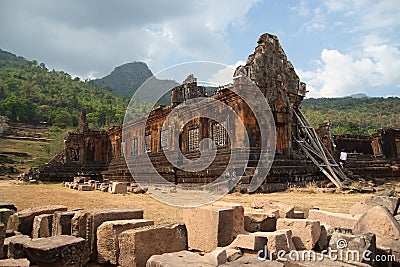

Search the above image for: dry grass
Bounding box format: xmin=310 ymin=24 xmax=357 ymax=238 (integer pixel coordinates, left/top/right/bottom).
xmin=0 ymin=181 xmax=373 ymax=223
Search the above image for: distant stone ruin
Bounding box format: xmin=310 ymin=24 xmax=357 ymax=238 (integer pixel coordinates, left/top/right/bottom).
xmin=36 ymin=33 xmax=400 ymax=191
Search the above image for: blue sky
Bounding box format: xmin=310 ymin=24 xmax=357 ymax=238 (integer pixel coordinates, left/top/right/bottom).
xmin=0 ymin=0 xmax=399 ymax=98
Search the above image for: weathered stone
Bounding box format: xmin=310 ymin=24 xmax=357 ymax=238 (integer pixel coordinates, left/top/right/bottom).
xmin=350 ymin=196 xmax=400 ymax=216
xmin=221 ymin=256 xmax=285 ymax=266
xmin=250 ymin=231 xmax=290 ymax=259
xmin=97 ymin=219 xmax=154 ymax=265
xmin=5 ymin=230 xmax=19 ymax=238
xmin=292 ymin=211 xmax=305 ymax=219
xmin=377 ymin=238 xmax=400 ymax=265
xmin=210 ymin=202 xmax=246 ymax=239
xmin=244 ymin=209 xmax=277 ymax=232
xmin=32 ymin=214 xmax=53 ymax=238
xmin=7 ymin=235 xmax=31 ymax=259
xmin=224 ymin=248 xmax=242 ymax=262
xmin=252 ymin=199 xmax=295 ymax=218
xmin=0 ymin=208 xmax=14 ymax=226
xmin=183 ymin=206 xmax=234 ymax=252
xmin=0 ymin=258 xmax=30 ymax=267
xmin=73 ymin=176 xmax=86 ymax=184
xmin=111 ymin=182 xmax=127 ymax=194
xmin=281 ymin=253 xmax=372 ymax=266
xmin=71 ymin=208 xmax=144 ymax=262
xmin=52 ymin=211 xmax=76 ymax=236
xmin=146 ymin=251 xmax=214 ymax=267
xmin=395 ymin=214 xmax=400 ymax=224
xmin=24 ymin=235 xmax=87 ymax=267
xmin=118 ymin=222 xmax=187 ymax=267
xmin=77 ymin=184 xmax=92 ymax=191
xmin=353 ymin=205 xmax=400 ymax=247
xmin=329 ymin=228 xmax=376 ymax=264
xmin=7 ymin=205 xmax=67 ymax=236
xmin=276 ymin=218 xmax=321 ymax=250
xmin=0 ymin=224 xmax=5 ymax=259
xmin=203 ymin=249 xmax=227 ymax=266
xmin=0 ymin=202 xmax=17 ymax=212
xmin=308 ymin=209 xmax=359 ymax=229
xmin=315 ymin=225 xmax=328 ymax=251
xmin=276 ymin=229 xmax=296 ymax=251
xmin=229 ymin=234 xmax=267 ymax=251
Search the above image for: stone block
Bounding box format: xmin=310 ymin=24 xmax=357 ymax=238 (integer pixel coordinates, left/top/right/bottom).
xmin=118 ymin=222 xmax=187 ymax=267
xmin=0 ymin=258 xmax=30 ymax=267
xmin=250 ymin=231 xmax=290 ymax=259
xmin=308 ymin=209 xmax=359 ymax=229
xmin=377 ymin=238 xmax=400 ymax=265
xmin=24 ymin=235 xmax=87 ymax=267
xmin=32 ymin=214 xmax=53 ymax=238
xmin=329 ymin=228 xmax=376 ymax=264
xmin=224 ymin=248 xmax=242 ymax=262
xmin=228 ymin=234 xmax=267 ymax=251
xmin=0 ymin=202 xmax=17 ymax=212
xmin=203 ymin=249 xmax=227 ymax=266
xmin=77 ymin=184 xmax=92 ymax=191
xmin=252 ymin=199 xmax=295 ymax=218
xmin=293 ymin=211 xmax=305 ymax=219
xmin=52 ymin=211 xmax=76 ymax=236
xmin=97 ymin=219 xmax=154 ymax=264
xmin=276 ymin=229 xmax=296 ymax=251
xmin=111 ymin=182 xmax=127 ymax=194
xmin=0 ymin=224 xmax=5 ymax=259
xmin=7 ymin=205 xmax=67 ymax=236
xmin=183 ymin=206 xmax=234 ymax=252
xmin=315 ymin=225 xmax=328 ymax=251
xmin=146 ymin=251 xmax=214 ymax=267
xmin=350 ymin=196 xmax=400 ymax=216
xmin=222 ymin=256 xmax=285 ymax=266
xmin=71 ymin=208 xmax=144 ymax=261
xmin=353 ymin=205 xmax=400 ymax=247
xmin=244 ymin=209 xmax=277 ymax=232
xmin=210 ymin=202 xmax=246 ymax=239
xmin=7 ymin=235 xmax=31 ymax=259
xmin=276 ymin=218 xmax=321 ymax=250
xmin=0 ymin=208 xmax=14 ymax=226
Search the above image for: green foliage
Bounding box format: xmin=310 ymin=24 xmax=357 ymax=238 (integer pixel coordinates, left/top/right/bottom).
xmin=0 ymin=49 xmax=151 ymax=129
xmin=302 ymin=97 xmax=400 ymax=135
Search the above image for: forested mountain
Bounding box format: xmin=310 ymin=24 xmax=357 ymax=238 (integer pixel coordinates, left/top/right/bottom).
xmin=0 ymin=49 xmax=152 ymax=129
xmin=94 ymin=62 xmax=178 ymax=98
xmin=302 ymin=96 xmax=400 ymax=135
xmin=0 ymin=48 xmax=398 ymax=136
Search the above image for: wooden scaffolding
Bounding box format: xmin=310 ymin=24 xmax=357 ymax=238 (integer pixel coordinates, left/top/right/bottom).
xmin=293 ymin=109 xmax=346 ymax=188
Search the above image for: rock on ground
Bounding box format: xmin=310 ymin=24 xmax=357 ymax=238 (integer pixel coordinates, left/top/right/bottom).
xmin=7 ymin=205 xmax=67 ymax=236
xmin=118 ymin=222 xmax=187 ymax=267
xmin=276 ymin=218 xmax=321 ymax=250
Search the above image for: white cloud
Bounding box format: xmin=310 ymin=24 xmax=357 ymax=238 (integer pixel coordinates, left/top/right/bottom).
xmin=208 ymin=61 xmax=246 ymax=86
xmin=298 ymin=45 xmax=400 ymax=98
xmin=0 ymin=0 xmax=259 ymax=78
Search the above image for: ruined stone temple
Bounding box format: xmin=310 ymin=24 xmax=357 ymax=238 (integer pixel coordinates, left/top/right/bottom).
xmin=38 ymin=33 xmax=400 ymax=190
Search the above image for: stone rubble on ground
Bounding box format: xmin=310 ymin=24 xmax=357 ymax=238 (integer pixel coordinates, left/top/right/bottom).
xmin=0 ymin=193 xmax=399 ymax=266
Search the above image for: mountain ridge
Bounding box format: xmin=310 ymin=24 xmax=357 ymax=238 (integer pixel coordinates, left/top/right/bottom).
xmin=94 ymin=61 xmax=178 ymax=98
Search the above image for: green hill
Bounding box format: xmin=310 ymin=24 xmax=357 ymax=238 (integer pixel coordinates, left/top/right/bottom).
xmin=94 ymin=61 xmax=178 ymax=99
xmin=0 ymin=49 xmax=152 ymax=129
xmin=1 ymin=48 xmax=398 ymax=137
xmin=302 ymin=96 xmax=400 ymax=135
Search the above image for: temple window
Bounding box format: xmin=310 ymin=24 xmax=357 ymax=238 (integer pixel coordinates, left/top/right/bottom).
xmin=211 ymin=122 xmax=227 ymax=147
xmin=188 ymin=127 xmax=199 ymax=151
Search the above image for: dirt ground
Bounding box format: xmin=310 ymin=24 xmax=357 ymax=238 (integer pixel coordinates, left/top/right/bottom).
xmin=0 ymin=180 xmax=377 ymax=223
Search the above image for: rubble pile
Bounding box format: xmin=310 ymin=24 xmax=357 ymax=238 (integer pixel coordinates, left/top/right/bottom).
xmin=0 ymin=194 xmax=398 ymax=266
